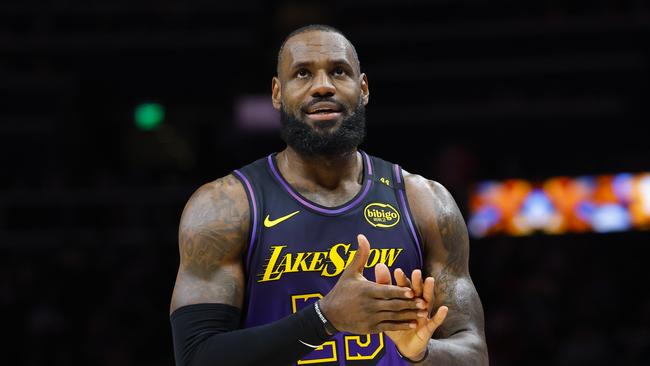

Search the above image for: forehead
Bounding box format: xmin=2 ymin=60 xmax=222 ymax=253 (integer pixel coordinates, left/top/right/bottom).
xmin=281 ymin=31 xmax=354 ymax=69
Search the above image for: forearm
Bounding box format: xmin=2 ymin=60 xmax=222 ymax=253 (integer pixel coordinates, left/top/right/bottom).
xmin=417 ymin=331 xmax=488 ymax=366
xmin=171 ymin=303 xmax=331 ymax=366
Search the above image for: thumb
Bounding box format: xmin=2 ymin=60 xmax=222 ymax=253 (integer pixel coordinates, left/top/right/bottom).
xmin=345 ymin=234 xmax=371 ymax=276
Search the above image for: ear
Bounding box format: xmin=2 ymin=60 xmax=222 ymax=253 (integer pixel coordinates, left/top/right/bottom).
xmin=271 ymin=76 xmax=282 ymax=110
xmin=360 ymin=73 xmax=370 ymax=106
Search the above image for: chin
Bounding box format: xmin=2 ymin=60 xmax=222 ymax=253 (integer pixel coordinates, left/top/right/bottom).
xmin=310 ymin=119 xmax=338 ymax=130
xmin=303 ymin=113 xmax=343 ymax=129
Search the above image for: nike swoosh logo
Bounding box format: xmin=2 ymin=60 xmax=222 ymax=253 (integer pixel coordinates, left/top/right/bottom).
xmin=264 ymin=210 xmax=300 ymax=228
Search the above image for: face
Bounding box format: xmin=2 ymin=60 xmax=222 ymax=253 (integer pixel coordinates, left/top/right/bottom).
xmin=272 ymin=31 xmax=370 ymax=156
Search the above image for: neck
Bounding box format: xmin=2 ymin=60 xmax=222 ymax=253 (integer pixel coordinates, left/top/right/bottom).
xmin=276 ymin=146 xmax=362 ymax=190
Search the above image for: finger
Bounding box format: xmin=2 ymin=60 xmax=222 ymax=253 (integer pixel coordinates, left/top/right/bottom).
xmin=394 ymin=268 xmax=410 ymax=288
xmin=423 ymin=277 xmax=435 ymax=318
xmin=377 ymin=309 xmax=429 ymax=322
xmin=344 ymin=234 xmax=370 ymax=276
xmin=425 ymin=306 xmax=449 ymax=334
xmin=411 ymin=269 xmax=423 ymax=298
xmin=415 ymin=305 xmax=448 ymax=340
xmin=368 ymin=282 xmax=414 ymax=299
xmin=375 ymin=262 xmax=392 ymax=285
xmin=374 ymin=298 xmax=427 ymax=312
xmin=375 ymin=321 xmax=417 ymax=332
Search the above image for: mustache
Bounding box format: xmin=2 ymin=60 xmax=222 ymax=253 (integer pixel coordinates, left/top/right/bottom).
xmin=301 ymin=97 xmax=346 ymax=113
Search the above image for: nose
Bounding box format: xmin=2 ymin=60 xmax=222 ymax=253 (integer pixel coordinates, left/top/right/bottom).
xmin=310 ymin=70 xmax=335 ymax=98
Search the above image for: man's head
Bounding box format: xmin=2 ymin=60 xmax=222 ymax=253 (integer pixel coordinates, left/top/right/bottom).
xmin=272 ymin=25 xmax=370 ymax=157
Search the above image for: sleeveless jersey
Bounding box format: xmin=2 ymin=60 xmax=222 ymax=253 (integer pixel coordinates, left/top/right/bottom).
xmin=232 ymin=150 xmax=425 ymax=366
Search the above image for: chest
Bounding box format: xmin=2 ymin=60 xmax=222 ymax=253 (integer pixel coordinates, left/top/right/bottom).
xmin=249 ymin=187 xmax=421 ymax=285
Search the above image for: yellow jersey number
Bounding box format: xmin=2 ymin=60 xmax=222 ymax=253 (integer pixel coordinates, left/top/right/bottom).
xmin=291 ymin=294 xmax=385 ymax=365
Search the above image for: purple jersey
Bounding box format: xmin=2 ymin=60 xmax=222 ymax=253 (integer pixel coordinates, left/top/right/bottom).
xmin=233 ymin=151 xmax=424 ymax=365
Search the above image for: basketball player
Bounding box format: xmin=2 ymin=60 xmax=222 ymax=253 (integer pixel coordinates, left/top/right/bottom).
xmin=170 ymin=25 xmax=488 ymax=365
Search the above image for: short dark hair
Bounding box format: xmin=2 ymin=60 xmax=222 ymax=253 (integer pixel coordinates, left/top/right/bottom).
xmin=276 ymin=24 xmax=360 ymax=75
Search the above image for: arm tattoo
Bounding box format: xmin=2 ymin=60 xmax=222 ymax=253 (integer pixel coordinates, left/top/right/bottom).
xmin=171 ymin=174 xmax=249 ymax=311
xmin=424 ymin=181 xmax=483 ymax=339
xmin=435 ymin=194 xmax=470 ymax=275
xmin=180 ymin=177 xmax=248 ymax=276
xmin=405 ymin=174 xmax=488 ymax=364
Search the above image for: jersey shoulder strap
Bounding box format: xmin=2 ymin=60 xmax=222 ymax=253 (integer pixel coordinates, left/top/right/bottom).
xmin=361 ymin=153 xmax=425 ymax=267
xmin=231 ymin=156 xmax=270 ymax=272
xmin=384 ymin=157 xmax=426 ymax=267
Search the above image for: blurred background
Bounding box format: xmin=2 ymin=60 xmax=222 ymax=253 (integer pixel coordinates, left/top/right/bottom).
xmin=2 ymin=0 xmax=650 ymax=365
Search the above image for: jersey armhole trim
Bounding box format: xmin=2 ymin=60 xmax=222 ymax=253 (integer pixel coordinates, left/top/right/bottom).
xmin=232 ymin=170 xmax=258 ymax=272
xmin=393 ymin=164 xmax=425 ymax=268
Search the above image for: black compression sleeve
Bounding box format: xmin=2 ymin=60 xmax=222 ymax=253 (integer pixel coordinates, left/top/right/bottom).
xmin=170 ymin=303 xmax=333 ymax=366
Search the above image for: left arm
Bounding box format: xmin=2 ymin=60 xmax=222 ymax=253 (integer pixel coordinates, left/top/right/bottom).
xmin=404 ymin=172 xmax=489 ymax=365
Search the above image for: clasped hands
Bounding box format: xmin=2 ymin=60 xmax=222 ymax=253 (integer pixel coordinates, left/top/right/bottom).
xmin=319 ymin=234 xmax=448 ymax=360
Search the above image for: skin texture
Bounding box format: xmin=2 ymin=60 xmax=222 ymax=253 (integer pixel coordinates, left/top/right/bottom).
xmin=170 ymin=175 xmax=248 ymax=311
xmin=272 ymin=30 xmax=369 ymax=144
xmin=375 ymin=267 xmax=449 ymax=360
xmin=170 ymin=29 xmax=488 ymax=365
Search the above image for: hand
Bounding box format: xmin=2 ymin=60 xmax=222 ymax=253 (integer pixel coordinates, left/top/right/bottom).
xmin=319 ymin=234 xmax=424 ymax=334
xmin=375 ymin=264 xmax=448 ymax=360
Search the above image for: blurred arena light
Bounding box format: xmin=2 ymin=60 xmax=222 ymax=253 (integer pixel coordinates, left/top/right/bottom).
xmin=235 ymin=95 xmax=280 ymax=132
xmin=468 ymin=173 xmax=650 ymax=238
xmin=134 ymin=103 xmax=165 ymax=131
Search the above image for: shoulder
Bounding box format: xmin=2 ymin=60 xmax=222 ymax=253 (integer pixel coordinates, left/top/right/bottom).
xmin=401 ymin=169 xmax=469 ymax=268
xmin=179 ymin=174 xmax=250 ymax=263
xmin=181 ymin=174 xmax=249 ymax=226
xmin=401 ymin=169 xmax=459 ymax=225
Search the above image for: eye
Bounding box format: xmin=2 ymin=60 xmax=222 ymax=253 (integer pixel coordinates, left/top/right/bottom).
xmin=333 ymin=67 xmax=346 ymax=76
xmin=296 ymin=69 xmax=310 ymax=78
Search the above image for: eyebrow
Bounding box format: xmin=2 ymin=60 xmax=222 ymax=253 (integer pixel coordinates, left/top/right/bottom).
xmin=289 ymin=59 xmax=354 ymax=71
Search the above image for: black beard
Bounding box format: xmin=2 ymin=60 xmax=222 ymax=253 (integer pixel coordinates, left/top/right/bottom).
xmin=280 ymin=100 xmax=366 ymax=157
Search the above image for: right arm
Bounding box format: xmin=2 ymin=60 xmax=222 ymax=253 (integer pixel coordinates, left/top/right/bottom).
xmin=171 ymin=175 xmax=332 ymax=366
xmin=170 ymin=174 xmax=248 ymax=314
xmin=170 ymin=175 xmax=425 ymax=366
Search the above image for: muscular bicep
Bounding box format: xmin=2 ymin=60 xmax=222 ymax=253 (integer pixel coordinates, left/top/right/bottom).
xmin=170 ymin=174 xmax=250 ymax=314
xmin=171 ymin=232 xmax=245 ymax=312
xmin=405 ymin=175 xmax=486 ymax=340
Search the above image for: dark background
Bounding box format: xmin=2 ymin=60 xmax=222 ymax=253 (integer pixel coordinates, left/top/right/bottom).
xmin=3 ymin=1 xmax=650 ymax=365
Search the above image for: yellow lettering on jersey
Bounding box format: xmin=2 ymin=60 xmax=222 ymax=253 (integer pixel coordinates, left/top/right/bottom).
xmin=381 ymin=248 xmax=403 ymax=267
xmin=366 ymin=248 xmax=380 ymax=267
xmin=308 ymin=252 xmax=325 ymax=271
xmin=322 ymin=243 xmax=349 ymax=277
xmin=258 ymin=243 xmax=405 ymax=282
xmin=259 ymin=245 xmax=286 ymax=282
xmin=291 ymin=252 xmax=312 ymax=272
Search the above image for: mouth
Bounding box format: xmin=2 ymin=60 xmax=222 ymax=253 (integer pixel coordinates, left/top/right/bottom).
xmin=305 ymin=110 xmax=342 ymax=121
xmin=304 ymin=102 xmax=344 ymax=122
